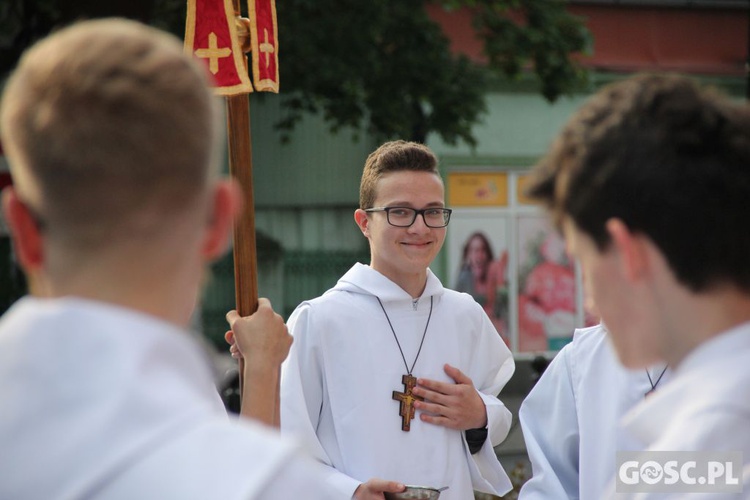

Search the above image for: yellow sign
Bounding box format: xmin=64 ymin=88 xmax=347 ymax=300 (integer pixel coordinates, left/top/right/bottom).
xmin=448 ymin=173 xmax=508 ymax=207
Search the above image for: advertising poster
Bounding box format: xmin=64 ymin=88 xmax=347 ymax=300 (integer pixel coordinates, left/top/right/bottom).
xmin=447 ymin=210 xmax=510 ymax=346
xmin=517 ymin=215 xmax=576 ymax=351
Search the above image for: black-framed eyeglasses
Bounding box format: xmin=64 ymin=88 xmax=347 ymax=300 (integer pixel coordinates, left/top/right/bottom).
xmin=364 ymin=206 xmax=452 ymax=228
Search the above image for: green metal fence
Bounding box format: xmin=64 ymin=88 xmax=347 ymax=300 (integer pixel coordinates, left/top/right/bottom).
xmin=199 ymin=251 xmax=237 ymax=351
xmin=199 ymin=248 xmax=370 ymax=351
xmin=282 ymin=249 xmax=369 ymax=318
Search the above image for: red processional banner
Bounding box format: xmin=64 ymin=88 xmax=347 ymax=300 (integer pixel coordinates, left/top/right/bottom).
xmin=248 ymin=0 xmax=279 ymax=93
xmin=185 ymin=0 xmax=253 ymax=96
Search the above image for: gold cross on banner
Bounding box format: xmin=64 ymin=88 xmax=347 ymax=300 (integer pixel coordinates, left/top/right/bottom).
xmin=392 ymin=374 xmax=423 ymax=432
xmin=195 ymin=32 xmax=232 ymax=75
xmin=259 ymin=28 xmax=274 ymax=68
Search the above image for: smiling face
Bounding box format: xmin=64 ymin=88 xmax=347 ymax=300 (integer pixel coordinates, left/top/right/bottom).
xmin=355 ymin=170 xmax=446 ymax=294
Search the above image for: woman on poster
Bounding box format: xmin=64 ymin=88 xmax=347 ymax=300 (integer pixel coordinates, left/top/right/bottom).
xmin=455 ymin=232 xmax=509 ymax=342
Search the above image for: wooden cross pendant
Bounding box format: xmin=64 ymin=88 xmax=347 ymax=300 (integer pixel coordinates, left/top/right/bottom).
xmin=392 ymin=374 xmax=423 ymax=431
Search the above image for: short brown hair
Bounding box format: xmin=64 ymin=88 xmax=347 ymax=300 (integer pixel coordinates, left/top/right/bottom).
xmin=0 ymin=18 xmax=219 ymax=249
xmin=359 ymin=140 xmax=439 ymax=209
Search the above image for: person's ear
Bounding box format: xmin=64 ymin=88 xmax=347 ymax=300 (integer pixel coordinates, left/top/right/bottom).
xmin=1 ymin=186 xmax=44 ymax=272
xmin=354 ymin=209 xmax=370 ymax=237
xmin=606 ymin=218 xmax=649 ymax=283
xmin=202 ymin=179 xmax=243 ymax=260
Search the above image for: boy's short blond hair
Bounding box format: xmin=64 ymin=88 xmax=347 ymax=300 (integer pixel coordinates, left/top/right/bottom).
xmin=0 ymin=18 xmax=219 ymax=249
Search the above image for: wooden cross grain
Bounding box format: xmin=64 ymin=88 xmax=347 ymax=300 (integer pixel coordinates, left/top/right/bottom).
xmin=392 ymin=374 xmax=424 ymax=432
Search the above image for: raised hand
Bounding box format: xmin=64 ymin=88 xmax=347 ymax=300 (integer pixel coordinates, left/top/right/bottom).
xmin=224 ymin=297 xmax=292 ymax=367
xmin=224 ymin=297 xmax=292 ymax=425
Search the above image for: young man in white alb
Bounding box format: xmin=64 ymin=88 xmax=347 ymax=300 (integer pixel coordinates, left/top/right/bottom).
xmin=526 ymin=74 xmax=750 ymax=498
xmin=519 ymin=322 xmax=670 ymax=500
xmin=0 ymin=19 xmax=343 ymax=500
xmin=279 ymin=141 xmax=515 ymax=499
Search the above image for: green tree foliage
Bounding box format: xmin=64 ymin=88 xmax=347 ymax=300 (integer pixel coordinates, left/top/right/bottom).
xmin=0 ymin=0 xmax=590 ymax=147
xmin=446 ymin=0 xmax=592 ymax=102
xmin=277 ymin=0 xmax=490 ymax=146
xmin=278 ymin=0 xmax=590 ymax=145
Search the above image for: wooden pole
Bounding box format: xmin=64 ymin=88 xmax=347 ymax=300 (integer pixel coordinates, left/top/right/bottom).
xmin=226 ymin=93 xmax=261 ymax=416
xmin=227 ymin=0 xmax=258 ymax=320
xmin=225 ymin=0 xmax=280 ymax=427
xmin=226 ymin=94 xmax=258 ymax=318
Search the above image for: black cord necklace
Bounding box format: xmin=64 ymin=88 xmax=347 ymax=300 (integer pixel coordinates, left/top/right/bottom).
xmin=645 ymin=364 xmax=669 ymax=397
xmin=376 ymin=295 xmax=434 ymax=431
xmin=376 ymin=296 xmax=433 ymax=375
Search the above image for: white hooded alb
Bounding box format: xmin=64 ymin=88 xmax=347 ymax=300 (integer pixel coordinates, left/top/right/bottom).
xmin=519 ymin=324 xmax=670 ymax=500
xmin=281 ymin=263 xmax=515 ymax=499
xmin=0 ymin=297 xmax=342 ymax=500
